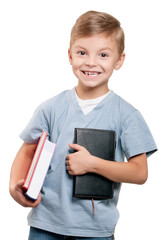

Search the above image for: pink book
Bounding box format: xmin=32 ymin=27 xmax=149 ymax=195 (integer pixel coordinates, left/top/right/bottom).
xmin=22 ymin=130 xmax=56 ymax=201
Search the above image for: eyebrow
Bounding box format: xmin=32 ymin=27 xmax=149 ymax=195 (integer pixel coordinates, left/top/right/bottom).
xmin=98 ymin=47 xmax=113 ymax=52
xmin=73 ymin=45 xmax=112 ymax=52
xmin=73 ymin=45 xmax=87 ymax=50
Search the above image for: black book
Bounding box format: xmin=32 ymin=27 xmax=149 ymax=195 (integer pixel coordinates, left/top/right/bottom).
xmin=73 ymin=128 xmax=116 ymax=200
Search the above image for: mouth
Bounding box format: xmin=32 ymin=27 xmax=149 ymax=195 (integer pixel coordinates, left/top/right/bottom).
xmin=81 ymin=71 xmax=101 ymax=77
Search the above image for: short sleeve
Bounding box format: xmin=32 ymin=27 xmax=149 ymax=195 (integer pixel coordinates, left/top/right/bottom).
xmin=120 ymin=110 xmax=157 ymax=160
xmin=19 ymin=103 xmax=50 ymax=143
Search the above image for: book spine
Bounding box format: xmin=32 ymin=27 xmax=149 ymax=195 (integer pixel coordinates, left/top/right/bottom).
xmin=22 ymin=130 xmax=47 ymax=191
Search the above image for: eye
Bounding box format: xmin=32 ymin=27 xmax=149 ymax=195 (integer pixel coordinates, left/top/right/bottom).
xmin=78 ymin=51 xmax=86 ymax=55
xmin=100 ymin=53 xmax=108 ymax=58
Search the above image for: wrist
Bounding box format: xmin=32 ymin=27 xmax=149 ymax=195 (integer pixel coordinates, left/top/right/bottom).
xmin=88 ymin=155 xmax=98 ymax=173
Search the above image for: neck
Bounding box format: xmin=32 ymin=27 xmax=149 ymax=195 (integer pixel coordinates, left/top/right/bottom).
xmin=75 ymin=85 xmax=110 ymax=100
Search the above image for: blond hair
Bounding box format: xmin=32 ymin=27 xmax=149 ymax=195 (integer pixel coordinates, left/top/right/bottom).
xmin=70 ymin=10 xmax=125 ymax=55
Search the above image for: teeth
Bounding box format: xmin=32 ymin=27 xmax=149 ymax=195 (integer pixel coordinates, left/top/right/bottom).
xmin=84 ymin=72 xmax=99 ymax=76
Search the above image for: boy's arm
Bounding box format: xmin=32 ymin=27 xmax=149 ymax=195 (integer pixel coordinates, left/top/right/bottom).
xmin=9 ymin=142 xmax=41 ymax=207
xmin=66 ymin=144 xmax=148 ymax=184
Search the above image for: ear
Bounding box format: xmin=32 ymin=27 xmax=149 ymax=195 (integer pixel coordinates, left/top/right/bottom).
xmin=68 ymin=49 xmax=72 ymax=65
xmin=115 ymin=52 xmax=125 ymax=70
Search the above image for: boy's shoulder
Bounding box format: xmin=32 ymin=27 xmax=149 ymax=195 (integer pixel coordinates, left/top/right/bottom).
xmin=40 ymin=89 xmax=70 ymax=111
xmin=112 ymin=91 xmax=138 ymax=121
xmin=33 ymin=90 xmax=71 ymax=122
xmin=113 ymin=91 xmax=136 ymax=109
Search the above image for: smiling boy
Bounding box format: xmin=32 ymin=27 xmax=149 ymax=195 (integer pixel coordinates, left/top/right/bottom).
xmin=68 ymin=33 xmax=125 ymax=99
xmin=10 ymin=11 xmax=157 ymax=240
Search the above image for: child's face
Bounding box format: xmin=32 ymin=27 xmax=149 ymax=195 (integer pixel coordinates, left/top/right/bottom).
xmin=68 ymin=33 xmax=125 ymax=97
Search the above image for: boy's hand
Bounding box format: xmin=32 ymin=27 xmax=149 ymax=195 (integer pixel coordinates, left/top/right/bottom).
xmin=10 ymin=179 xmax=41 ymax=208
xmin=66 ymin=143 xmax=92 ymax=175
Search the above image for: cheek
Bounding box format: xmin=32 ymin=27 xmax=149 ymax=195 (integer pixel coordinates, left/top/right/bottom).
xmin=72 ymin=58 xmax=83 ymax=69
xmin=102 ymin=60 xmax=116 ymax=71
xmin=100 ymin=62 xmax=112 ymax=72
xmin=71 ymin=62 xmax=80 ymax=77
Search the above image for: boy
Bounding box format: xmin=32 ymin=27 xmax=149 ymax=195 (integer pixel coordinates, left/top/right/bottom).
xmin=9 ymin=11 xmax=157 ymax=240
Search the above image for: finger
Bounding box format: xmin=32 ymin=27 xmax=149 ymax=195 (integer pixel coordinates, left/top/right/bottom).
xmin=65 ymin=160 xmax=69 ymax=166
xmin=23 ymin=193 xmax=42 ymax=208
xmin=68 ymin=170 xmax=73 ymax=175
xmin=69 ymin=143 xmax=83 ymax=151
xmin=66 ymin=167 xmax=71 ymax=172
xmin=66 ymin=163 xmax=71 ymax=171
xmin=66 ymin=154 xmax=70 ymax=160
xmin=32 ymin=194 xmax=41 ymax=208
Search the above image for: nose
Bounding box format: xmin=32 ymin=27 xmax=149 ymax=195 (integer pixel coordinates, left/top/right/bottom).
xmin=85 ymin=55 xmax=97 ymax=67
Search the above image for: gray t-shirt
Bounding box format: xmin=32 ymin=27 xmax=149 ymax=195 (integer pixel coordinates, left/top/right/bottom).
xmin=20 ymin=89 xmax=157 ymax=237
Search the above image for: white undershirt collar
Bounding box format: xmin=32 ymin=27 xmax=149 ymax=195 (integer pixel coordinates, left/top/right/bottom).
xmin=75 ymin=90 xmax=111 ymax=115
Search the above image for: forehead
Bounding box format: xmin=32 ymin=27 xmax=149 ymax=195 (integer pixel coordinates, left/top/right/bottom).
xmin=71 ymin=33 xmax=118 ymax=51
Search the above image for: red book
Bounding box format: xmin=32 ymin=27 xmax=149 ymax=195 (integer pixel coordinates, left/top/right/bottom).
xmin=22 ymin=130 xmax=56 ymax=201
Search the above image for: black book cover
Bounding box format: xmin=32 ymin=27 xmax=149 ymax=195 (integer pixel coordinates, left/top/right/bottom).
xmin=73 ymin=128 xmax=116 ymax=199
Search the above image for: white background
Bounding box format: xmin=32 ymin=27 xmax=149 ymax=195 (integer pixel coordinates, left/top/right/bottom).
xmin=0 ymin=0 xmax=159 ymax=239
